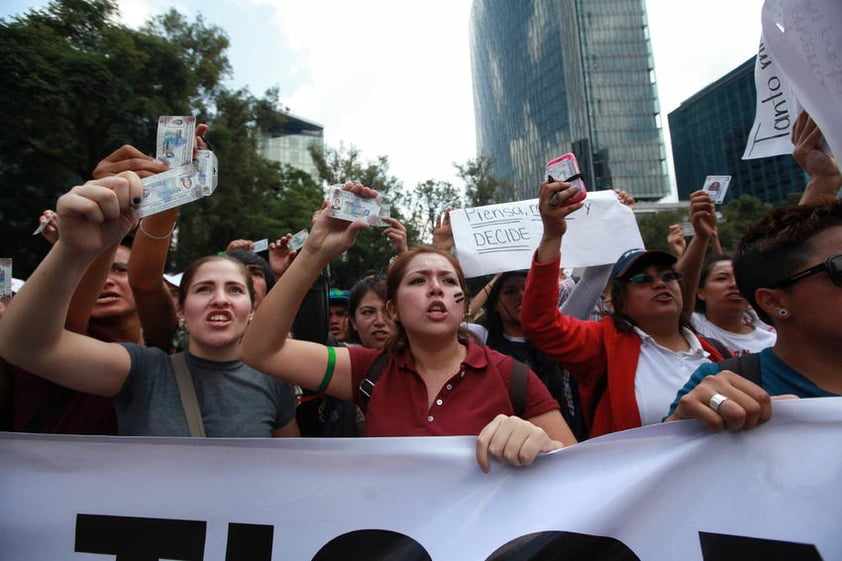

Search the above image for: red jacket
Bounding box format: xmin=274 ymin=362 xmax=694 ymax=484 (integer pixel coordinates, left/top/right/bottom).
xmin=522 ymin=255 xmax=724 ymax=438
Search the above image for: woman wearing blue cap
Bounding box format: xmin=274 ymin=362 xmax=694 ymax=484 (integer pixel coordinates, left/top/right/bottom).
xmin=521 ymin=180 xmax=727 ymax=438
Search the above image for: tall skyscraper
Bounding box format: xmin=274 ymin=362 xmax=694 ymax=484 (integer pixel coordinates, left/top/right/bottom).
xmin=669 ymin=57 xmax=806 ymax=205
xmin=470 ymin=0 xmax=670 ymax=201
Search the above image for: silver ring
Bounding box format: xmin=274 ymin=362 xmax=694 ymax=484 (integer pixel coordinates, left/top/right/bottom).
xmin=708 ymin=393 xmax=729 ymax=413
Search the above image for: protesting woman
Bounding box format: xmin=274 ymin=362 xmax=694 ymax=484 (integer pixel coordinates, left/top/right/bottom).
xmin=0 ymin=173 xmax=298 ymax=437
xmin=241 ymin=183 xmax=577 ymax=472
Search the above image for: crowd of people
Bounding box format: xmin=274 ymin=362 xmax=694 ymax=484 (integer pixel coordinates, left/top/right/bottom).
xmin=0 ymin=110 xmax=840 ymax=472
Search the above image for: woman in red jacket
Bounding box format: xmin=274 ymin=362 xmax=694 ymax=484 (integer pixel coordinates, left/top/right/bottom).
xmin=521 ymin=179 xmax=725 ymax=438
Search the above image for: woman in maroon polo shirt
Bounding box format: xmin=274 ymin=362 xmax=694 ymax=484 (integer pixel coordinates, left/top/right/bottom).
xmin=241 ymin=183 xmax=577 ymax=472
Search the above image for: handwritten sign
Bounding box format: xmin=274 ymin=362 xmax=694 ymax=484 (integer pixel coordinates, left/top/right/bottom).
xmin=450 ymin=191 xmax=643 ymax=277
xmin=743 ymin=34 xmax=801 ymax=160
xmin=763 ymin=0 xmax=842 ymax=159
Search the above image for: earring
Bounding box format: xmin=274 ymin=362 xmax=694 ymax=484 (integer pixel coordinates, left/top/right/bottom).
xmin=248 ymin=312 xmax=254 ymax=323
xmin=777 ymin=309 xmax=789 ymax=318
xmin=178 ymin=317 xmax=186 ymax=329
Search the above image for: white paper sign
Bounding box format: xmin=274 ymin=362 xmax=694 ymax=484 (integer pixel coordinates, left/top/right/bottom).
xmin=450 ymin=191 xmax=643 ymax=277
xmin=743 ymin=33 xmax=802 ymax=160
xmin=2 ymin=398 xmax=841 ymax=560
xmin=762 ymin=0 xmax=842 ymax=159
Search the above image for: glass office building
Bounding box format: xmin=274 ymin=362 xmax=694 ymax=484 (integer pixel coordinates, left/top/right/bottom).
xmin=470 ymin=0 xmax=670 ymax=201
xmin=669 ymin=57 xmax=806 ymax=205
xmin=258 ymin=112 xmax=324 ymax=181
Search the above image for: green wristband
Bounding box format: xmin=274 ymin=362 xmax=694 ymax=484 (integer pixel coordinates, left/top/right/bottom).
xmin=317 ymin=346 xmax=337 ymax=393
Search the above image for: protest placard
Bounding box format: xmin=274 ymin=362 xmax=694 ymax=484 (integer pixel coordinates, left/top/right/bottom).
xmin=450 ymin=191 xmax=643 ymax=277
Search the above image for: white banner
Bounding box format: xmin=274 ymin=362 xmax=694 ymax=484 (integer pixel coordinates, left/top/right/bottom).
xmin=762 ymin=0 xmax=842 ymax=159
xmin=2 ymin=398 xmax=841 ymax=560
xmin=450 ymin=191 xmax=643 ymax=278
xmin=742 ymin=33 xmax=801 ymax=160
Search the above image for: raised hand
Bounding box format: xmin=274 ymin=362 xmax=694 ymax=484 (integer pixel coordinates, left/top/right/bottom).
xmin=56 ymin=172 xmax=142 ymax=256
xmin=381 ymin=216 xmax=409 ymax=255
xmin=92 ymin=145 xmax=167 ymax=180
xmin=269 ymin=234 xmax=296 ymax=279
xmin=432 ymin=208 xmax=455 ymax=252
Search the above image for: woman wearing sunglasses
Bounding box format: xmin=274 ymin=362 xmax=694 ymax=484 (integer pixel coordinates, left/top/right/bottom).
xmin=667 ymin=201 xmax=842 ymax=431
xmin=520 ymin=181 xmax=728 ymax=438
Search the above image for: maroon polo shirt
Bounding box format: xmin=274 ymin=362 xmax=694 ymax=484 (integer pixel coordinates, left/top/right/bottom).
xmin=348 ymin=339 xmax=559 ymax=437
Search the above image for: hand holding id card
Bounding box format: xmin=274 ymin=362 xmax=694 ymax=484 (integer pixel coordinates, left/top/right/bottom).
xmin=702 ymin=175 xmax=732 ymax=205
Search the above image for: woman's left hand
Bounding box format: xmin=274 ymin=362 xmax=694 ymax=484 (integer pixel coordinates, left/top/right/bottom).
xmin=475 ymin=414 xmax=564 ymax=473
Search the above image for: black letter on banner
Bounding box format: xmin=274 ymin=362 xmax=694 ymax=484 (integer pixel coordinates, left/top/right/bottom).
xmin=75 ymin=513 xmax=205 ymax=561
xmin=486 ymin=531 xmax=640 ymax=561
xmin=699 ymin=531 xmax=823 ymax=561
xmin=312 ymin=529 xmax=432 ymax=561
xmin=226 ymin=522 xmax=274 ymax=561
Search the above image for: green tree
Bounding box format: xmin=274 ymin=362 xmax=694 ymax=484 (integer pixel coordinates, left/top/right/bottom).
xmin=716 ymin=194 xmax=774 ymax=253
xmin=458 ymin=156 xmax=515 ymax=206
xmin=0 ymin=0 xmax=231 ymax=276
xmin=636 ymin=209 xmax=689 ymax=252
xmin=405 ymin=179 xmax=465 ymax=244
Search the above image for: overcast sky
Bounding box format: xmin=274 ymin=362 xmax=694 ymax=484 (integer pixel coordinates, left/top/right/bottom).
xmin=2 ymin=0 xmax=766 ymax=199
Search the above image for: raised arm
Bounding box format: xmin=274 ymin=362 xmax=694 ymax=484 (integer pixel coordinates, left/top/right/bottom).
xmin=240 ymin=184 xmax=376 ymax=399
xmin=94 ymin=143 xmax=174 ymax=351
xmin=675 ymin=191 xmax=716 ymax=318
xmin=792 ymin=111 xmax=842 ymax=205
xmin=0 ymin=174 xmax=142 ymax=396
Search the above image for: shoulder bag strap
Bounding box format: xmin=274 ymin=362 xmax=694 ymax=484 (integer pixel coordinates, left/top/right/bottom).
xmin=358 ymin=352 xmax=390 ymax=414
xmin=170 ymin=352 xmax=206 ymax=437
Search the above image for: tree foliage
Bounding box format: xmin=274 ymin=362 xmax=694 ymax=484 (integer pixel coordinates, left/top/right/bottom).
xmin=458 ymin=156 xmax=514 ymax=206
xmin=0 ymin=0 xmax=320 ymax=278
xmin=0 ymin=0 xmax=234 ymax=276
xmin=636 ymin=194 xmax=775 ymax=256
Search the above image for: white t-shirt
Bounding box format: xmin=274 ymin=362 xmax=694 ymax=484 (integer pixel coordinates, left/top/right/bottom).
xmin=633 ymin=326 xmax=712 ymax=426
xmin=691 ymin=312 xmax=777 ymax=357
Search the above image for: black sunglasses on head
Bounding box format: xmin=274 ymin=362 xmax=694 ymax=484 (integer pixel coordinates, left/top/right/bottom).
xmin=772 ymin=254 xmax=842 ymax=288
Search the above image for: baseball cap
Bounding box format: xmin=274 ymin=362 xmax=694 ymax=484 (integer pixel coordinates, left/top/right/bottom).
xmin=610 ymin=248 xmax=677 ymax=280
xmin=328 ymin=288 xmax=350 ymax=304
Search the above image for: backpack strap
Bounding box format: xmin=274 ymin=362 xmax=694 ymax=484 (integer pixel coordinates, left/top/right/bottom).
xmin=716 ymin=353 xmax=762 ymax=385
xmin=170 ymin=352 xmax=206 ymax=437
xmin=509 ymin=359 xmax=528 ymax=417
xmin=357 ymin=352 xmax=530 ymax=417
xmin=358 ymin=352 xmax=390 ymax=414
xmin=701 ymin=336 xmax=735 ymax=360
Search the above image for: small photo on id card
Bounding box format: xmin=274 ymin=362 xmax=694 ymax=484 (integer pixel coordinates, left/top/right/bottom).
xmin=702 ymin=175 xmax=731 ymax=205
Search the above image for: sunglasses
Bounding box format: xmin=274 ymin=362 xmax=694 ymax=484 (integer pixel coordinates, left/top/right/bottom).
xmin=772 ymin=254 xmax=842 ymax=288
xmin=624 ymin=271 xmax=685 ymax=285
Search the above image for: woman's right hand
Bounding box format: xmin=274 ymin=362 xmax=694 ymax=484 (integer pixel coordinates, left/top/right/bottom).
xmin=56 ymin=172 xmax=142 ymax=256
xmin=303 ymin=183 xmax=378 ymax=261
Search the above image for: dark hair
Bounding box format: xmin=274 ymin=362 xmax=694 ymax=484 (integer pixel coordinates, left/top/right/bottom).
xmin=225 ymin=249 xmax=275 ymax=293
xmin=384 ymin=245 xmax=475 ymax=351
xmin=346 ymin=274 xmax=387 ymax=345
xmin=608 ymin=259 xmax=692 ymax=334
xmin=482 ymin=270 xmax=528 ymax=349
xmin=178 ymin=255 xmax=255 ymax=308
xmin=734 ymin=200 xmax=842 ymax=325
xmin=694 ymin=254 xmax=734 ymax=314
